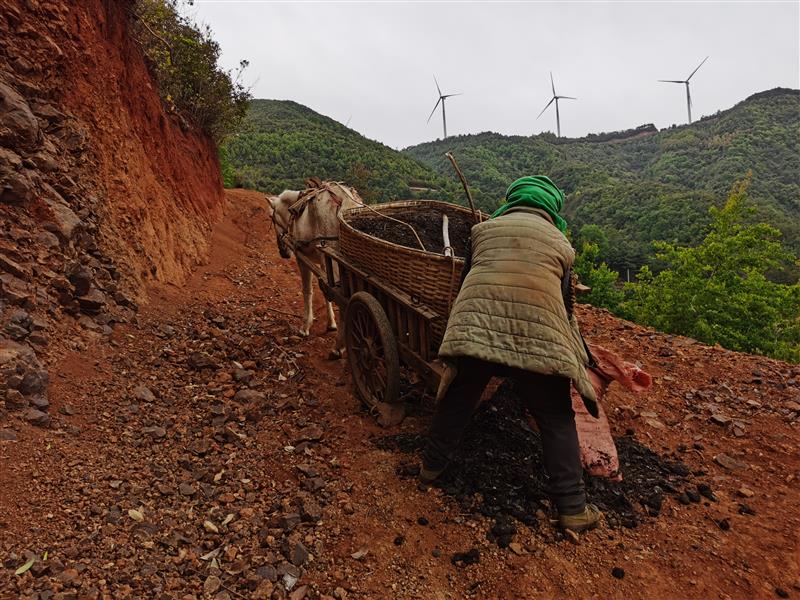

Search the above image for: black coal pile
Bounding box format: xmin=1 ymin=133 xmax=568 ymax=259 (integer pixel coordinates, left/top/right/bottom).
xmin=377 ymin=381 xmax=693 ymax=533
xmin=349 ymin=208 xmax=473 ymax=256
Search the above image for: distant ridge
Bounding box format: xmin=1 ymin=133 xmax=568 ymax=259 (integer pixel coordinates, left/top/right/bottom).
xmin=403 ymin=88 xmax=800 ymax=271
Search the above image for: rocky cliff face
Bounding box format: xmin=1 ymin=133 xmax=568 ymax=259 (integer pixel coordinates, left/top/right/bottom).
xmin=0 ymin=0 xmax=225 ymax=425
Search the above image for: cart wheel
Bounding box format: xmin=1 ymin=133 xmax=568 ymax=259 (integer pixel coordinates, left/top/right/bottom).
xmin=345 ymin=291 xmax=400 ymax=409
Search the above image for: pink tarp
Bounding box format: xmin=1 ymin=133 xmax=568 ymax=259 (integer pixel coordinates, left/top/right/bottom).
xmin=574 ymin=343 xmax=652 ymax=480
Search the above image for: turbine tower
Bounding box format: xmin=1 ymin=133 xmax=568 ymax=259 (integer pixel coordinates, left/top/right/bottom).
xmin=658 ymin=56 xmax=709 ymax=123
xmin=537 ymin=72 xmax=576 ymax=138
xmin=427 ymin=75 xmax=461 ymax=139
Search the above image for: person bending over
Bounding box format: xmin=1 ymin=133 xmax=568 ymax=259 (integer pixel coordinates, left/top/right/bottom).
xmin=422 ymin=175 xmax=602 ymax=532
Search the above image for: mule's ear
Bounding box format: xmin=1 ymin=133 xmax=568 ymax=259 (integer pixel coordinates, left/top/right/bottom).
xmin=267 ymin=195 xmax=277 ymax=210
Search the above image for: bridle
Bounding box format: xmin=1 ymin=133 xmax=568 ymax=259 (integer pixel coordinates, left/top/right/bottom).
xmin=269 ymin=206 xmax=294 ymax=258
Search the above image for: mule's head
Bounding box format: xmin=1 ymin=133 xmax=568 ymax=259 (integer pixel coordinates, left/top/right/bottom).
xmin=267 ymin=193 xmax=295 ymax=259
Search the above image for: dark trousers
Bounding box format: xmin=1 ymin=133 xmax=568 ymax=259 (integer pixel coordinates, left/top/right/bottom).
xmin=424 ymin=357 xmax=586 ymax=515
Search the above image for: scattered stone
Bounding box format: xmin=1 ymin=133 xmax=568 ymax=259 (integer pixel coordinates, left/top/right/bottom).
xmin=394 ymin=536 xmax=405 ymax=546
xmin=203 ymin=520 xmax=219 ymax=533
xmin=43 ymin=195 xmax=82 ymax=241
xmin=204 ymin=575 xmax=222 ymax=596
xmin=710 ymin=413 xmax=731 ymax=426
xmin=23 ymin=408 xmax=50 ymax=427
xmin=293 ymin=424 xmax=323 ymax=443
xmin=30 ymin=396 xmax=49 ymax=410
xmin=775 ymin=588 xmax=789 ymax=598
xmin=300 ymin=498 xmax=322 ymax=522
xmin=132 ymin=385 xmax=155 ymax=402
xmin=142 ymin=425 xmax=166 ymax=439
xmin=612 ymin=567 xmax=625 ymax=579
xmin=256 ymin=565 xmax=277 ymax=582
xmin=785 ymin=401 xmax=800 ymax=412
xmin=179 ymin=483 xmax=196 ymax=496
xmin=738 ymin=503 xmax=757 ymax=516
xmin=451 ymin=548 xmax=480 ymax=567
xmin=714 ymin=453 xmax=748 ymax=471
xmin=697 ymin=484 xmax=717 ymax=502
xmin=5 ymin=389 xmax=28 ymax=410
xmin=0 ymin=429 xmax=18 ymax=441
xmin=417 ymin=516 xmax=429 ymax=526
xmin=289 ymin=542 xmax=309 ymax=566
xmin=280 ymin=513 xmax=302 ymax=531
xmin=0 ymin=254 xmax=29 ymax=280
xmin=77 ymin=288 xmax=106 ymax=313
xmin=737 ymin=487 xmax=755 ymax=498
xmin=508 ymin=542 xmax=524 ymax=555
xmin=350 ymin=548 xmax=368 ymax=560
xmin=432 ymin=548 xmax=442 ymax=558
xmin=188 ymin=352 xmax=217 ymax=370
xmin=233 ymin=389 xmax=265 ymax=403
xmin=677 ymin=492 xmax=691 ymax=505
xmin=128 ymin=509 xmax=144 ymax=522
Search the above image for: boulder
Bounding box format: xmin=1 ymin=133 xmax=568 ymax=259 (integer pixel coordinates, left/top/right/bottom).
xmin=77 ymin=287 xmax=106 ymax=314
xmin=0 ymin=80 xmax=39 ymax=150
xmin=0 ymin=273 xmax=31 ymax=305
xmin=42 ymin=195 xmax=82 ymax=241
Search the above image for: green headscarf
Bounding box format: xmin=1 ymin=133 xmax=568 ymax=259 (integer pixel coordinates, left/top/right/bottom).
xmin=491 ymin=175 xmax=567 ymax=233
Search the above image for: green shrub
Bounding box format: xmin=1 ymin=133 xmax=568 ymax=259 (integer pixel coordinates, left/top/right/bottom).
xmin=621 ymin=179 xmax=800 ymax=362
xmin=130 ymin=0 xmax=251 ymax=143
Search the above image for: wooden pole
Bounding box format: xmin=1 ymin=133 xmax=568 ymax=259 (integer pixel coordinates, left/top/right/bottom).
xmin=442 ymin=214 xmax=453 ymax=257
xmin=445 ymin=152 xmax=481 ymax=224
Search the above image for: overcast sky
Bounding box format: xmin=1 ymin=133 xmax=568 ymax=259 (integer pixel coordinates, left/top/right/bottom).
xmin=190 ymin=1 xmax=799 ymax=149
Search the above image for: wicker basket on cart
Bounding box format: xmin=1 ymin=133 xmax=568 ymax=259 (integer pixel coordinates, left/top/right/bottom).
xmin=339 ymin=200 xmax=477 ymax=348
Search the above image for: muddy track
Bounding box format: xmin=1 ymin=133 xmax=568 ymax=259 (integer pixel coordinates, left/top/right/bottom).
xmin=1 ymin=189 xmax=798 ymax=599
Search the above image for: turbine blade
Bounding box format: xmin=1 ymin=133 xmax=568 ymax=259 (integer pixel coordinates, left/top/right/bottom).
xmin=687 ymin=56 xmax=709 ymax=81
xmin=433 ymin=74 xmax=442 ymax=97
xmin=550 ymin=71 xmax=556 ymax=96
xmin=537 ymin=97 xmax=555 ymax=119
xmin=427 ymin=97 xmax=442 ymax=123
xmin=442 ymin=93 xmax=463 ymax=98
xmin=658 ymin=80 xmax=685 ymax=83
xmin=560 ymin=96 xmax=577 ymax=100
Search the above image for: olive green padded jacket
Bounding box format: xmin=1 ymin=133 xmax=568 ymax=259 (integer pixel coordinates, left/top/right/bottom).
xmin=437 ymin=207 xmax=598 ymax=412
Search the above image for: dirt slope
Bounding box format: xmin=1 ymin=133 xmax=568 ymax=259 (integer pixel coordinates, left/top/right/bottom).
xmin=1 ymin=189 xmax=798 ymax=599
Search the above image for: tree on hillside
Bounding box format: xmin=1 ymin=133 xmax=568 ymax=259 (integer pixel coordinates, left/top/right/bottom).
xmin=621 ymin=177 xmax=800 ymax=362
xmin=573 ymin=241 xmax=624 ymax=310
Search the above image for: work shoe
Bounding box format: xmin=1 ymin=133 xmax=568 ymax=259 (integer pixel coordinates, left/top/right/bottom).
xmin=558 ymin=504 xmax=602 ymax=533
xmin=419 ymin=464 xmax=445 ymax=485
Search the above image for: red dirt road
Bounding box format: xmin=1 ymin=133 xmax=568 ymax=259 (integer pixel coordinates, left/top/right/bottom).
xmin=1 ymin=189 xmax=799 ymax=599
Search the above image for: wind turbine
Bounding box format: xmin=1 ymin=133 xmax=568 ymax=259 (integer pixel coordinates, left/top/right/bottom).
xmin=536 ymin=72 xmax=576 ymax=138
xmin=427 ymin=75 xmax=461 ymax=139
xmin=658 ymin=56 xmax=709 ymax=123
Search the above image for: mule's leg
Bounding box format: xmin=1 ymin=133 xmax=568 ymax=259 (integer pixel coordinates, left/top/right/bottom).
xmin=325 ymin=300 xmax=338 ymax=332
xmin=328 ymin=319 xmax=346 ymax=360
xmin=299 ymin=260 xmax=314 ymax=337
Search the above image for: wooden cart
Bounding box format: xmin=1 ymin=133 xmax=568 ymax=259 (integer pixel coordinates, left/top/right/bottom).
xmin=294 ymin=199 xmax=482 ymax=424
xmin=297 ymin=242 xmax=447 ymax=425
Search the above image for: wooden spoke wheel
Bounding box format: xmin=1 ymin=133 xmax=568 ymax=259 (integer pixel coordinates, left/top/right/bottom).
xmin=345 ymin=291 xmax=400 ymax=409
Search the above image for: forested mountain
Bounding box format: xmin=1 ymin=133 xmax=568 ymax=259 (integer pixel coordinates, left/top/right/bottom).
xmin=404 ymin=88 xmax=800 ymax=272
xmin=221 ymin=100 xmax=459 ymax=203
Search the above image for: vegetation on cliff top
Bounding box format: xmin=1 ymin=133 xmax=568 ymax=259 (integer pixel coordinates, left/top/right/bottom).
xmin=130 ymin=0 xmax=251 ymax=142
